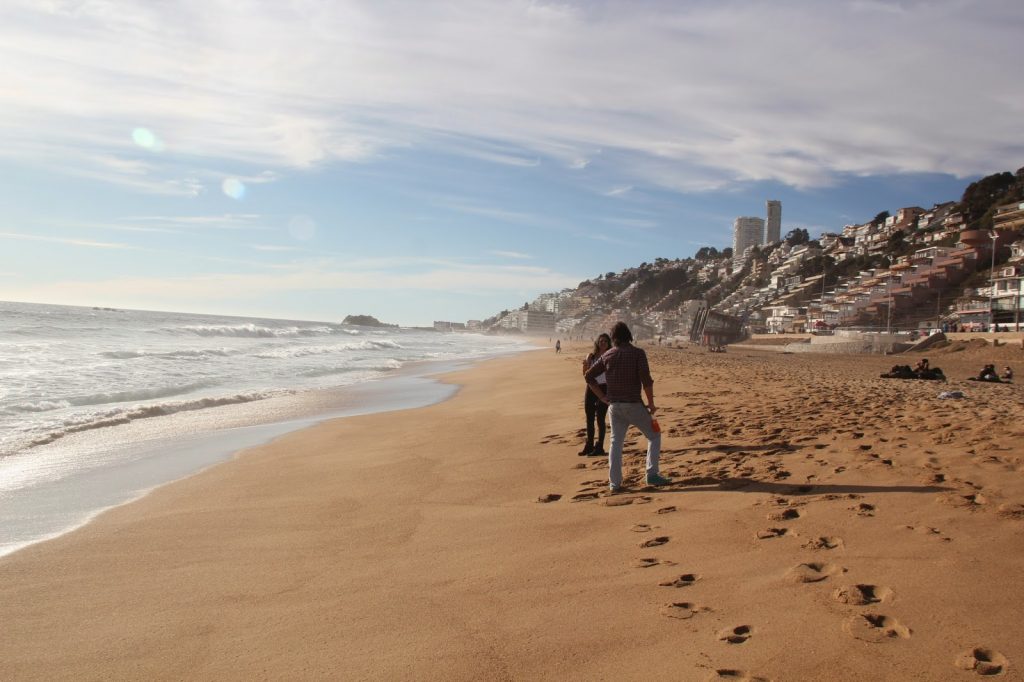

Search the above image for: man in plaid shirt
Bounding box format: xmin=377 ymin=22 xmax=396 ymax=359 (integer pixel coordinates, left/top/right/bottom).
xmin=584 ymin=322 xmax=670 ymax=492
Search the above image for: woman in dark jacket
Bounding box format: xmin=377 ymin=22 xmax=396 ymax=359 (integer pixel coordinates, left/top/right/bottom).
xmin=579 ymin=333 xmax=611 ymax=456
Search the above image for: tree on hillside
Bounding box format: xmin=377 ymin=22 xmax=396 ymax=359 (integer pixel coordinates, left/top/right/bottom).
xmin=960 ymin=171 xmax=1019 ymax=226
xmin=722 ymin=247 xmax=734 ymax=259
xmin=784 ymin=228 xmax=810 ymax=246
xmin=694 ymin=246 xmax=721 ymax=260
xmin=886 ymin=230 xmax=915 ymax=259
xmin=871 ymin=211 xmax=890 ymax=226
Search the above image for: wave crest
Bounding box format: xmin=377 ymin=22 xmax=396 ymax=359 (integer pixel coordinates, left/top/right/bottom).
xmin=26 ymin=390 xmax=286 ymax=449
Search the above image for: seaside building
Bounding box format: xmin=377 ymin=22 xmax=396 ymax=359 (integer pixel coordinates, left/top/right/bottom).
xmin=993 ymin=201 xmax=1024 ymax=232
xmin=498 ymin=309 xmax=556 ymax=335
xmin=765 ymin=200 xmax=782 ymax=243
xmin=733 ymin=216 xmax=765 ymax=259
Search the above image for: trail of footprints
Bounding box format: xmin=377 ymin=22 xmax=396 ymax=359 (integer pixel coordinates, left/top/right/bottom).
xmin=617 ymin=491 xmax=1009 ymax=680
xmin=537 ymin=365 xmax=1016 ymax=677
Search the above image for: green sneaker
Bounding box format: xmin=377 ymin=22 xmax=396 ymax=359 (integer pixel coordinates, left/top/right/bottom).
xmin=646 ymin=474 xmax=673 ymax=487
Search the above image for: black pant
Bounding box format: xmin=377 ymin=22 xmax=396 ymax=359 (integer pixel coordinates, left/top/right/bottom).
xmin=584 ymin=385 xmax=608 ymax=449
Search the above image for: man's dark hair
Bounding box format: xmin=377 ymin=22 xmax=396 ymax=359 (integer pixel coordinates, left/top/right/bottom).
xmin=610 ymin=322 xmax=633 ymax=346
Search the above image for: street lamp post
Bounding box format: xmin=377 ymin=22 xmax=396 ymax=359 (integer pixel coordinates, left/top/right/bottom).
xmin=885 ymin=256 xmax=893 ymax=335
xmin=989 ymin=231 xmax=998 ymax=330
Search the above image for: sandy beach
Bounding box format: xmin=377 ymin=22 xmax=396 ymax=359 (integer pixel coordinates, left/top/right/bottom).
xmin=2 ymin=341 xmax=1023 ymax=680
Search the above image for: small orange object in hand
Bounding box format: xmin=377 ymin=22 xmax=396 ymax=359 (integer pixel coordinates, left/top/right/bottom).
xmin=651 ymin=418 xmax=661 ymax=433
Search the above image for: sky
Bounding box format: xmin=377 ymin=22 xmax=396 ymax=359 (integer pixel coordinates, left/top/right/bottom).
xmin=1 ymin=0 xmax=1022 ymax=326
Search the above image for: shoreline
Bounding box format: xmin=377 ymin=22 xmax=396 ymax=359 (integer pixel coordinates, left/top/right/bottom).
xmin=0 ymin=350 xmax=533 ymax=559
xmin=2 ymin=342 xmax=1022 ymax=680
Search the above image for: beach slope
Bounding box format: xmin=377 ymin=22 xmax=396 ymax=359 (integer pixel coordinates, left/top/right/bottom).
xmin=1 ymin=344 xmax=1023 ymax=680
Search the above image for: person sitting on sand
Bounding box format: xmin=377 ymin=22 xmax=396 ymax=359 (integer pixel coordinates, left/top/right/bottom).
xmin=579 ymin=333 xmax=611 ymax=457
xmin=969 ymin=364 xmax=1001 ymax=382
xmin=585 ymin=322 xmax=669 ymax=492
xmin=1002 ymin=366 xmax=1014 ymax=381
xmin=913 ymin=358 xmax=930 ymax=376
xmin=881 ymin=364 xmax=915 ymax=379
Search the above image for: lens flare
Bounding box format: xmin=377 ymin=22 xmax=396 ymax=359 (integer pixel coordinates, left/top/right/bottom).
xmin=222 ymin=178 xmax=246 ymax=199
xmin=131 ymin=127 xmax=164 ymax=151
xmin=287 ymin=215 xmax=316 ymax=241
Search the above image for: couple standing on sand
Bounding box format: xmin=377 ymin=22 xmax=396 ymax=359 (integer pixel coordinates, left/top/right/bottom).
xmin=581 ymin=322 xmax=670 ymax=493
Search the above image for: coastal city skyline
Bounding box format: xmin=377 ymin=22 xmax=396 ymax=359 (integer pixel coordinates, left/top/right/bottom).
xmin=1 ymin=1 xmax=1022 ymax=326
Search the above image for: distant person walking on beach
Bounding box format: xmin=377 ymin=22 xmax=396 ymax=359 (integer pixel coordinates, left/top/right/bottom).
xmin=555 ymin=339 xmax=561 ymax=353
xmin=585 ymin=322 xmax=669 ymax=492
xmin=579 ymin=333 xmax=611 ymax=457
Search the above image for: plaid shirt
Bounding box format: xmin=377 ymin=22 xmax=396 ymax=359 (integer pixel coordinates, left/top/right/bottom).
xmin=585 ymin=343 xmax=652 ymax=403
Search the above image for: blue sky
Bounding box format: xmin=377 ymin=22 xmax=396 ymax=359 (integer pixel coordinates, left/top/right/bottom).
xmin=1 ymin=0 xmax=1022 ymax=326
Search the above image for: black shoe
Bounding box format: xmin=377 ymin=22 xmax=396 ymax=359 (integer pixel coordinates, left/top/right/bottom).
xmin=589 ymin=447 xmax=606 ymax=457
xmin=578 ymin=445 xmax=594 ymax=456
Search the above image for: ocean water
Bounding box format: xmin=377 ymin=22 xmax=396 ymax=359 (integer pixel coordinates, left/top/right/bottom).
xmin=0 ymin=301 xmax=532 ymax=555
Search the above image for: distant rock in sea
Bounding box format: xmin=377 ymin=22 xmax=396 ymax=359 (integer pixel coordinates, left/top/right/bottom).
xmin=342 ymin=314 xmax=397 ymax=328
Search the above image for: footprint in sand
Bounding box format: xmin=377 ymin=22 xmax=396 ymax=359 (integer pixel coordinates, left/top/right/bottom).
xmin=943 ymin=492 xmax=989 ymax=509
xmin=902 ymin=524 xmax=950 ymax=541
xmin=832 ymin=584 xmax=893 ymax=605
xmin=853 ymin=502 xmax=876 ymax=517
xmin=631 ymin=523 xmax=652 ymax=533
xmin=844 ymin=613 xmax=911 ymax=642
xmin=787 ymin=562 xmax=843 ymax=583
xmin=659 ymin=573 xmax=700 ymax=588
xmin=536 ymin=494 xmax=562 ymax=503
xmin=571 ymin=492 xmax=600 ymax=502
xmin=640 ymin=536 xmax=670 ymax=548
xmin=706 ymin=669 xmax=772 ymax=681
xmin=955 ymin=647 xmax=1009 ymax=676
xmin=656 ymin=506 xmax=677 ymax=514
xmin=605 ymin=495 xmax=652 ymax=507
xmin=997 ymin=503 xmax=1024 ymax=520
xmin=768 ymin=508 xmax=801 ymax=522
xmin=633 ymin=557 xmax=676 ymax=569
xmin=803 ymin=536 xmax=844 ymax=550
xmin=717 ymin=625 xmax=753 ymax=644
xmin=756 ymin=528 xmax=788 ymax=540
xmin=660 ymin=601 xmax=708 ymax=619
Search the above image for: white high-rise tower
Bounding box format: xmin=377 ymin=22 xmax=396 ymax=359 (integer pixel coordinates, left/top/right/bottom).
xmin=766 ymin=200 xmax=782 ymax=243
xmin=733 ymin=217 xmax=765 ymax=257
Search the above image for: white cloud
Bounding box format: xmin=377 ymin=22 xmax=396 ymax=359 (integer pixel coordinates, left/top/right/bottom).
xmin=1 ymin=0 xmax=1022 ymax=193
xmin=489 ymin=250 xmax=532 ymax=259
xmin=125 ymin=214 xmax=271 ymax=231
xmin=0 ymin=260 xmax=582 ymax=306
xmin=0 ymin=231 xmax=138 ymax=250
xmin=604 ymin=185 xmax=634 ymax=197
xmin=250 ymin=244 xmax=303 ymax=252
xmin=600 ymin=217 xmax=658 ymax=229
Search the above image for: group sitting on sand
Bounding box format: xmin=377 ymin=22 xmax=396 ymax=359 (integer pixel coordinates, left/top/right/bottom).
xmin=880 ymin=358 xmax=946 ymax=381
xmin=967 ymin=364 xmax=1014 ymax=383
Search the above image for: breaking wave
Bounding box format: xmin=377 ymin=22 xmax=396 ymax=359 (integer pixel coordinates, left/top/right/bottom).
xmin=25 ymin=390 xmax=286 ymax=449
xmin=167 ymin=323 xmax=343 ymax=338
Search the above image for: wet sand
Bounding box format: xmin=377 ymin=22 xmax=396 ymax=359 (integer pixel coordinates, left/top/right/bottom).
xmin=1 ymin=341 xmax=1022 ymax=680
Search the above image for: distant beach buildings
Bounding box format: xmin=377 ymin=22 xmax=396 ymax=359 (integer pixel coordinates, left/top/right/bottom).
xmin=733 ymin=216 xmax=765 ymax=258
xmin=732 ymin=200 xmax=783 ymax=262
xmin=766 ymin=200 xmax=782 ymax=243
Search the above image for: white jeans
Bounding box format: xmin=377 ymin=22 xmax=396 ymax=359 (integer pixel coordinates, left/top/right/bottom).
xmin=608 ymin=402 xmax=661 ymax=488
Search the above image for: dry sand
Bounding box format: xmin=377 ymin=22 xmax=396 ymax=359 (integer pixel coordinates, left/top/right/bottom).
xmin=1 ymin=341 xmax=1023 ymax=680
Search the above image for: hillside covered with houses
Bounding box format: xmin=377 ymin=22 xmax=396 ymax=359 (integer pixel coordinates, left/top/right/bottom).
xmin=470 ymin=167 xmax=1024 ymax=340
